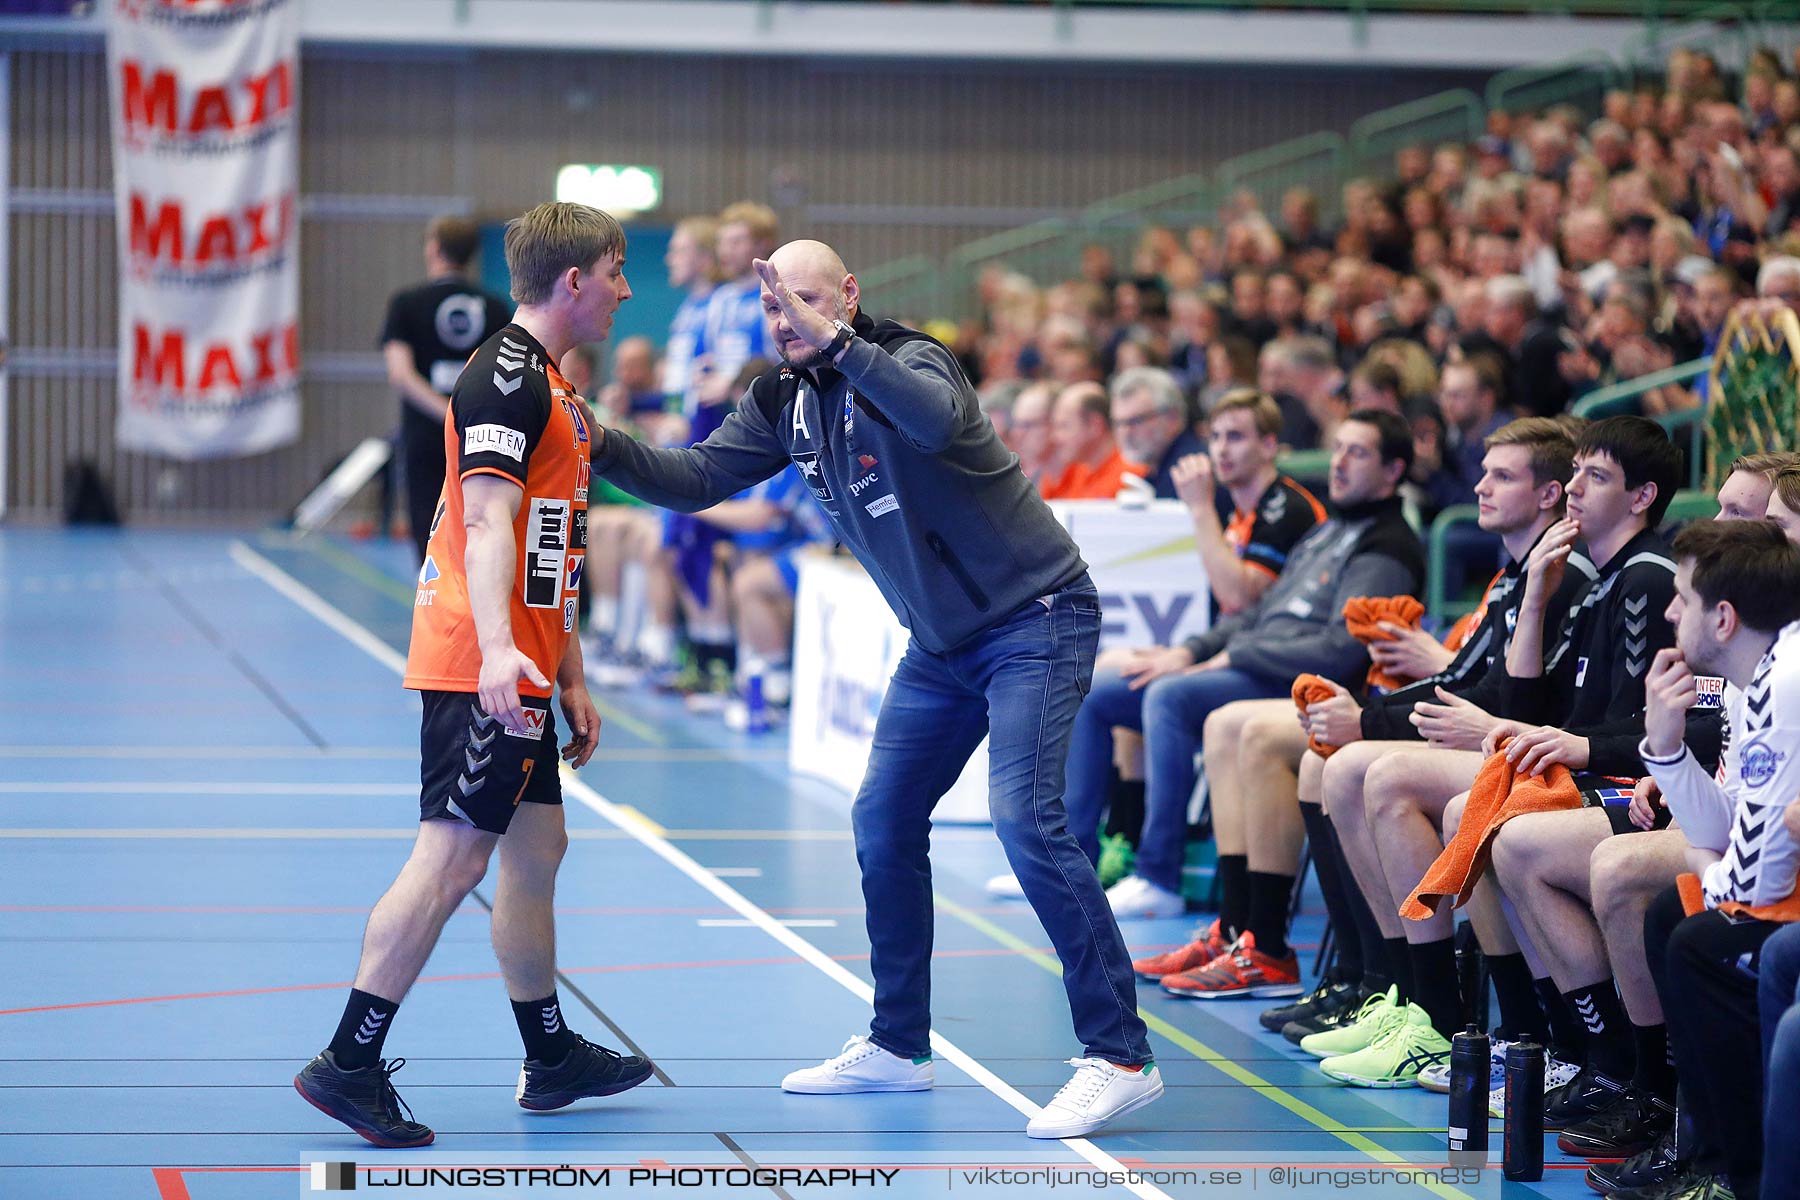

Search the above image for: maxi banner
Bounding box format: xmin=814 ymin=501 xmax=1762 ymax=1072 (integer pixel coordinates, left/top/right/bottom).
xmin=106 ymin=0 xmax=301 ymax=459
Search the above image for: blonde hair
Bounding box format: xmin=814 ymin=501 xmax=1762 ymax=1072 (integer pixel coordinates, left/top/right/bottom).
xmin=504 ymin=203 xmax=626 ymax=306
xmin=717 ymin=201 xmax=779 ymax=248
xmin=1210 ymin=388 xmax=1283 ymax=439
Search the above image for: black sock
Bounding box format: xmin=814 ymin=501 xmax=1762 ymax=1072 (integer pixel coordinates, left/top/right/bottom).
xmin=1564 ymin=982 xmax=1633 ymax=1080
xmin=1339 ymin=856 xmax=1392 ymax=991
xmin=1486 ymin=952 xmax=1549 ymax=1043
xmin=1106 ymin=779 xmax=1146 ymax=846
xmin=1631 ymin=1022 xmax=1676 ymax=1102
xmin=1408 ymin=938 xmax=1462 ymax=1038
xmin=328 ymin=988 xmax=399 ymax=1071
xmin=1217 ymin=854 xmax=1249 ymax=941
xmin=1299 ymin=805 xmax=1362 ymax=981
xmin=1537 ymin=976 xmax=1584 ymax=1061
xmin=1385 ymin=937 xmax=1416 ymax=1002
xmin=1246 ymin=871 xmax=1295 ymax=958
xmin=512 ymin=993 xmax=577 ymax=1064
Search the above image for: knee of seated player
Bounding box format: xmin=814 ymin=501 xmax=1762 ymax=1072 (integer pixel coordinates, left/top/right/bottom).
xmin=1487 ymin=816 xmax=1534 ymax=883
xmin=1241 ymin=708 xmax=1304 ymax=771
xmin=1319 ymin=742 xmax=1374 ymax=821
xmin=1096 ymin=645 xmax=1139 ymax=673
xmin=1662 ymin=909 xmax=1722 ymax=973
xmin=1441 ymin=791 xmax=1470 ymax=843
xmin=730 ymin=554 xmax=779 ymax=605
xmin=1363 ymin=752 xmax=1425 ymax=825
xmin=1588 ymin=833 xmax=1672 ymax=922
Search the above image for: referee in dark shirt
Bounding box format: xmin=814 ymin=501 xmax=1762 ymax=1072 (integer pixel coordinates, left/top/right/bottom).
xmin=380 ymin=216 xmax=513 ymax=564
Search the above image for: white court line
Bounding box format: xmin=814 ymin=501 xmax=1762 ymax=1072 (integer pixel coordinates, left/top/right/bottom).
xmin=0 ymin=827 xmax=419 ymax=839
xmin=705 ymin=867 xmax=762 ymax=878
xmin=230 ymin=538 xmax=1173 ymax=1200
xmin=696 ymin=918 xmax=836 ymax=928
xmin=0 ymin=746 xmax=415 ymax=760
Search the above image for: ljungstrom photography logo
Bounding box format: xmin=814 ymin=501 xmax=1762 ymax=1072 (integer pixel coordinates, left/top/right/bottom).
xmin=310 ymin=1161 xmax=356 ymax=1191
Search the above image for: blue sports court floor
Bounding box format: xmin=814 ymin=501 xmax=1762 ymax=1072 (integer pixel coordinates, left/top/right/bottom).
xmin=0 ymin=528 xmax=1598 ymax=1198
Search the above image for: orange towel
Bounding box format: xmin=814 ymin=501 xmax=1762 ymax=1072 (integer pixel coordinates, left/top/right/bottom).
xmin=1292 ymin=674 xmax=1340 ymax=758
xmin=1343 ymin=595 xmax=1427 ymax=691
xmin=1675 ymin=870 xmax=1800 ymax=922
xmin=1399 ymin=741 xmax=1583 ymax=920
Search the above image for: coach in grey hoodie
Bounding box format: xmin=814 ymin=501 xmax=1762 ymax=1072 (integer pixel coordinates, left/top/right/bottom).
xmin=589 ymin=240 xmax=1162 ymax=1139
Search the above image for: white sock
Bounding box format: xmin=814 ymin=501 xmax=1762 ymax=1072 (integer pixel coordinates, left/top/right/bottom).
xmin=638 ymin=623 xmax=674 ymax=666
xmin=593 ymin=595 xmax=619 ymax=635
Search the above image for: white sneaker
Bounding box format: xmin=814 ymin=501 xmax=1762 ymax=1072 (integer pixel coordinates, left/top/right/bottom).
xmin=781 ymin=1035 xmax=934 ymax=1094
xmin=1487 ymin=1049 xmax=1580 ymax=1117
xmin=1026 ymin=1058 xmax=1164 ymax=1138
xmin=1416 ymin=1060 xmax=1453 ymax=1093
xmin=1105 ymin=874 xmax=1185 ymax=920
xmin=986 ymin=873 xmax=1025 ymax=899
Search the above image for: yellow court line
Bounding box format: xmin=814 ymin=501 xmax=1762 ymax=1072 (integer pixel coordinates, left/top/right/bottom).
xmin=286 ymin=534 xmax=668 ymax=746
xmin=931 ymin=894 xmax=1477 ymax=1200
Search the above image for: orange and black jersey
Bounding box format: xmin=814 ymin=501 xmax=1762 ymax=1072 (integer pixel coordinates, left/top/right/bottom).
xmin=404 ymin=323 xmax=592 ymax=699
xmin=1219 ymin=475 xmax=1327 ymax=609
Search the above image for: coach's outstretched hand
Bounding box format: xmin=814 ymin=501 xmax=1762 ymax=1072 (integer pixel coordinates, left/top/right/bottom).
xmin=753 ymin=258 xmax=835 ymax=352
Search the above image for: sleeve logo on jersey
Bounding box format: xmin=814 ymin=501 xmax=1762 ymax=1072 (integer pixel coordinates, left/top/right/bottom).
xmin=465 ymin=424 xmax=525 ymax=462
xmin=493 ymin=335 xmax=528 ymax=395
xmin=1695 ymin=675 xmax=1725 ymax=708
xmin=564 ymin=597 xmax=578 ymax=633
xmin=418 ymin=556 xmax=440 ymax=586
xmin=565 ymin=556 xmax=584 ymax=593
xmin=572 ymin=509 xmax=587 ymax=551
xmin=791 ymin=452 xmax=834 ymax=503
xmin=1741 ymin=740 xmax=1782 ymax=787
xmin=525 ymin=498 xmax=569 ymax=609
xmin=574 ymin=459 xmax=590 ymax=503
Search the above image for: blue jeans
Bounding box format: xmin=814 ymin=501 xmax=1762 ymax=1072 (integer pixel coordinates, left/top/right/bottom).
xmin=1760 ymin=922 xmax=1800 ymax=1200
xmin=1066 ymin=663 xmax=1287 ymax=895
xmin=853 ymin=579 xmax=1153 ymax=1066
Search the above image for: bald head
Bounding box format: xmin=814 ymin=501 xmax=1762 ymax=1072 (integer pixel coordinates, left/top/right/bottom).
xmin=759 ymin=239 xmax=861 ymax=369
xmin=769 ymin=239 xmax=848 ymax=286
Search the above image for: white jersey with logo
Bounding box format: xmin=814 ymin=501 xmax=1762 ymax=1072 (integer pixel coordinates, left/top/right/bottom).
xmin=1642 ymin=620 xmax=1800 ymax=909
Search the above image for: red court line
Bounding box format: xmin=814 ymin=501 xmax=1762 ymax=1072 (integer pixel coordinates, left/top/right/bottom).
xmin=0 ymin=945 xmax=1110 ymax=1018
xmin=151 ymin=1167 xmax=190 ymax=1200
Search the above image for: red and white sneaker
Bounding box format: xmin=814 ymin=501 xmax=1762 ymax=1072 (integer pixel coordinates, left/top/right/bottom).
xmin=1159 ymin=931 xmax=1303 ymax=1000
xmin=1132 ymin=918 xmax=1229 ymax=982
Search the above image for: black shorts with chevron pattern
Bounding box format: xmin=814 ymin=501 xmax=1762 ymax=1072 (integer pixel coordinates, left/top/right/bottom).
xmin=418 ymin=690 xmax=561 ymax=834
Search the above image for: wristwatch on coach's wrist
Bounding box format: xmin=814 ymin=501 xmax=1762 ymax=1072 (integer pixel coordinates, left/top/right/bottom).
xmin=824 ymin=320 xmax=856 ymax=361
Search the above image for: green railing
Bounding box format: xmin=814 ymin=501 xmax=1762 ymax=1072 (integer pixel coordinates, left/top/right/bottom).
xmin=1570 ymin=358 xmax=1712 ymax=420
xmin=1425 ymin=504 xmax=1483 ymax=621
xmin=1347 ymin=90 xmax=1484 ymax=178
xmin=854 ymin=3 xmax=1789 ymax=323
xmin=1218 ymin=132 xmax=1348 ymax=220
xmin=1620 ymin=2 xmax=1753 ymax=87
xmin=1485 ymin=51 xmax=1620 ymax=116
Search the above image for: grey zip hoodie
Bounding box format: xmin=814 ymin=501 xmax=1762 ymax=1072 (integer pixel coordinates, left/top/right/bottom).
xmin=590 ymin=312 xmax=1087 ymax=652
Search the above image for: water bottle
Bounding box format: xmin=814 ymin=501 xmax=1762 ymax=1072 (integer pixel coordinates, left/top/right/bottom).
xmin=1503 ymin=1040 xmax=1545 ymax=1182
xmin=745 ymin=671 xmax=770 ymax=735
xmin=1447 ymin=1025 xmax=1490 ymax=1167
